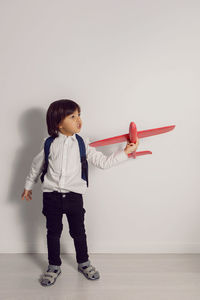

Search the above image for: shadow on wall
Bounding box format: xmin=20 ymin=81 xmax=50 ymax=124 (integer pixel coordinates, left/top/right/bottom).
xmin=9 ymin=107 xmax=51 ymax=271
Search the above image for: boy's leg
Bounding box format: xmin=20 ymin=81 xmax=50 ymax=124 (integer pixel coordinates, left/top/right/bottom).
xmin=42 ymin=192 xmax=63 ymax=266
xmin=64 ymin=193 xmax=89 ymax=264
xmin=44 ymin=212 xmax=63 ymax=266
xmin=63 ymin=192 xmax=100 ymax=280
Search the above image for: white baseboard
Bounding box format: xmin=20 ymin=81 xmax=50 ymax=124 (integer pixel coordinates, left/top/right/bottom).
xmin=1 ymin=242 xmax=200 ymax=253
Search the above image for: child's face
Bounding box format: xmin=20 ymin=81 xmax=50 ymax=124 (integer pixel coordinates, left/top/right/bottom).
xmin=58 ymin=109 xmax=82 ymax=136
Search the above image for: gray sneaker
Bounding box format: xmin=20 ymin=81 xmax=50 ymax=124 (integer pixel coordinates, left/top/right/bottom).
xmin=78 ymin=260 xmax=100 ymax=280
xmin=40 ymin=265 xmax=61 ymax=287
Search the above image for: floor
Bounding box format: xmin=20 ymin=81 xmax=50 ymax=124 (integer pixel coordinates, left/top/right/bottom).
xmin=1 ymin=253 xmax=200 ymax=300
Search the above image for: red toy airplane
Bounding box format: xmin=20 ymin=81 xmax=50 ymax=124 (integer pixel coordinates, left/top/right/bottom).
xmin=89 ymin=122 xmax=176 ymax=159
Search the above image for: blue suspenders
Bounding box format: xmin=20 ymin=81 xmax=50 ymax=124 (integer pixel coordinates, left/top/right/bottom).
xmin=40 ymin=134 xmax=89 ymax=187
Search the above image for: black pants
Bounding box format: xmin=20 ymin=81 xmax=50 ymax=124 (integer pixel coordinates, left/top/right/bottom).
xmin=42 ymin=191 xmax=89 ymax=266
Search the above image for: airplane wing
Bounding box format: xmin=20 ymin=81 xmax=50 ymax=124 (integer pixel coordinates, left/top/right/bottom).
xmin=137 ymin=125 xmax=175 ymax=138
xmin=89 ymin=125 xmax=175 ymax=147
xmin=89 ymin=133 xmax=129 ymax=147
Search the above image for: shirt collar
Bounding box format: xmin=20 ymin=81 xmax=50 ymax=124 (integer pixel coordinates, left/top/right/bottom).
xmin=58 ymin=131 xmax=76 ymax=141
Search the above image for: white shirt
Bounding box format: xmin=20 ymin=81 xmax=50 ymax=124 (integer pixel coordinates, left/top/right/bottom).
xmin=24 ymin=131 xmax=129 ymax=195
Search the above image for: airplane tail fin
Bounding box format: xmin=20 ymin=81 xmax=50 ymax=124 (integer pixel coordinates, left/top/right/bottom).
xmin=128 ymin=150 xmax=152 ymax=158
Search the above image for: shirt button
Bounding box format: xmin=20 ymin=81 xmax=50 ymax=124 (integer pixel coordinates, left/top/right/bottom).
xmin=62 ymin=194 xmax=66 ymax=198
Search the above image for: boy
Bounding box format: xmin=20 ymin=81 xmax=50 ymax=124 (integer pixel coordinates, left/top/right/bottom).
xmin=21 ymin=99 xmax=139 ymax=286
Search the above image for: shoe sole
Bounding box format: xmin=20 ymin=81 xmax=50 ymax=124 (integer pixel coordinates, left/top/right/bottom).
xmin=40 ymin=270 xmax=61 ymax=287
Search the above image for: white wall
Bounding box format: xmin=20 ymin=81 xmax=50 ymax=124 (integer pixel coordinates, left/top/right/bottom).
xmin=1 ymin=0 xmax=200 ymax=253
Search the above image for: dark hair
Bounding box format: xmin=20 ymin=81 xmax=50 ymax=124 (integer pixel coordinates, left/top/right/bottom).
xmin=46 ymin=99 xmax=81 ymax=138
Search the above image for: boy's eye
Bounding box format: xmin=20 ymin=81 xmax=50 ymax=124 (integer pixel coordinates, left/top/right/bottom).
xmin=72 ymin=114 xmax=81 ymax=118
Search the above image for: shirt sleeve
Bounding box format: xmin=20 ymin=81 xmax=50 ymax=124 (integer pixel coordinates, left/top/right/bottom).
xmin=24 ymin=137 xmax=46 ymax=190
xmin=83 ymin=136 xmax=129 ymax=169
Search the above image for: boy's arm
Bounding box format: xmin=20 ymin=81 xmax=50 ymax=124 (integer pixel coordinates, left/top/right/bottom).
xmin=24 ymin=138 xmax=46 ymax=190
xmin=84 ymin=136 xmax=129 ymax=169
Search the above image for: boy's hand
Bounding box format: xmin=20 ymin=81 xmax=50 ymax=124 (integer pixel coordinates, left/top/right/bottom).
xmin=124 ymin=137 xmax=139 ymax=155
xmin=21 ymin=189 xmax=32 ymax=201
